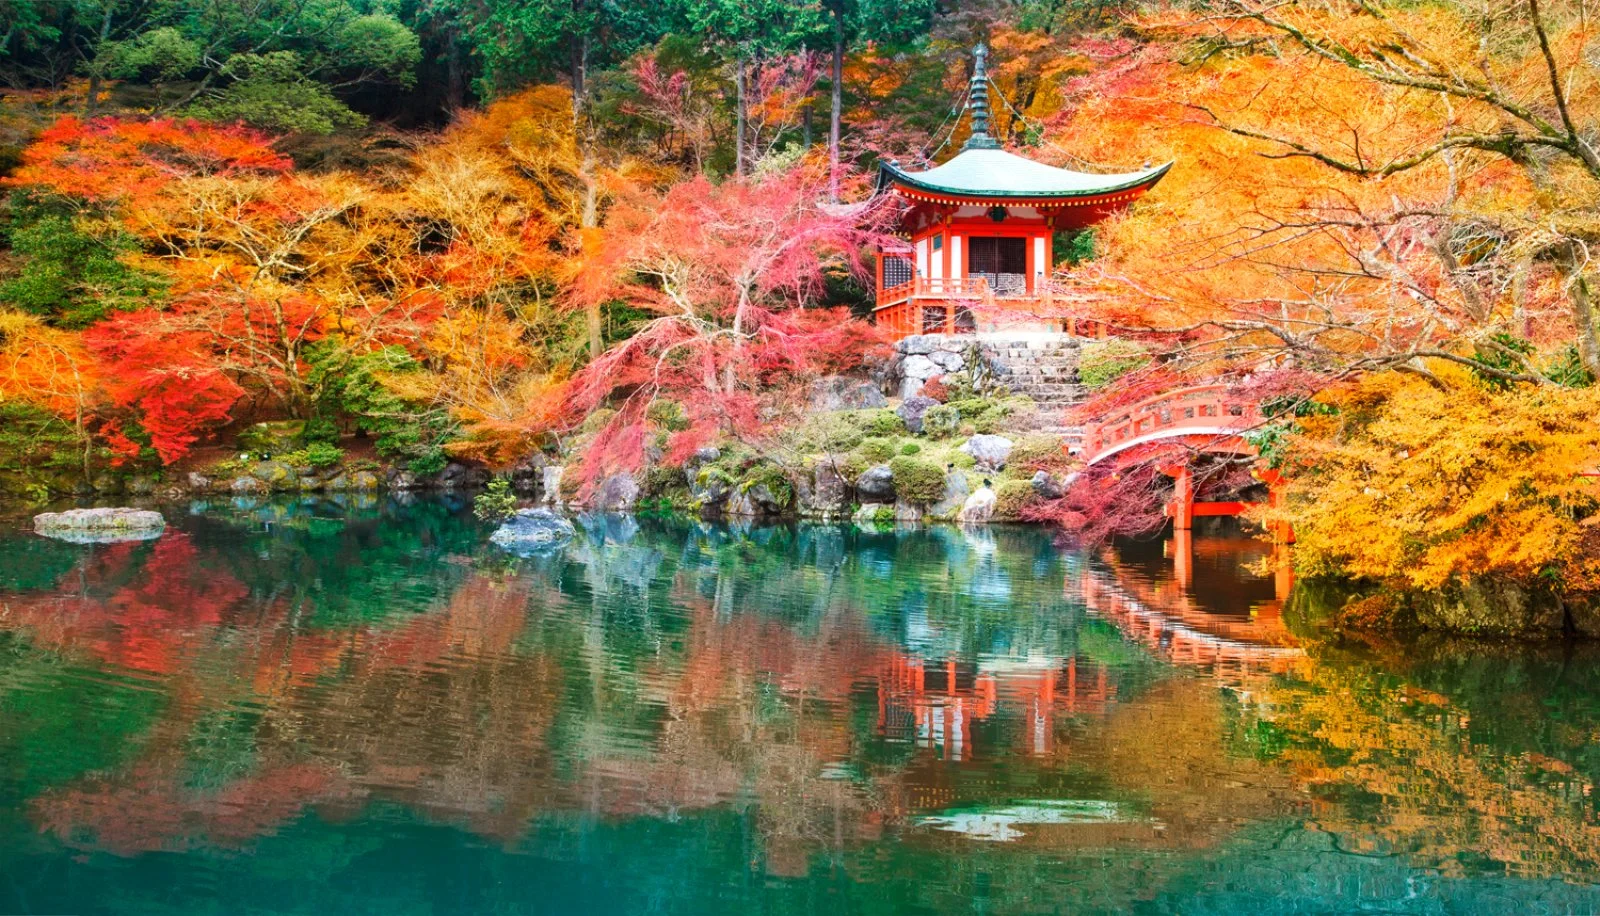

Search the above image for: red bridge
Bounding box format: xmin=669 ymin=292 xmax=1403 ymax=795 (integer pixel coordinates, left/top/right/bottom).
xmin=1074 ymin=384 xmax=1289 ymax=539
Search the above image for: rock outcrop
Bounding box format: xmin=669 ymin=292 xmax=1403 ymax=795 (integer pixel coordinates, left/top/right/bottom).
xmin=489 ymin=509 xmax=576 ymax=555
xmin=34 ymin=507 xmax=165 ymax=543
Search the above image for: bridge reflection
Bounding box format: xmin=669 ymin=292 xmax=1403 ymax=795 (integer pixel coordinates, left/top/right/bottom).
xmin=1082 ymin=530 xmax=1301 ymax=679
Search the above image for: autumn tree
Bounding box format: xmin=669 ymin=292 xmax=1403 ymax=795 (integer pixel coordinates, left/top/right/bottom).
xmin=564 ymin=162 xmax=889 ymax=481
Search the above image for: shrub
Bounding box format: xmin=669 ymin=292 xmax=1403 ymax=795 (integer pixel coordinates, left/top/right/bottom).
xmin=1078 ymin=339 xmax=1151 ymax=390
xmin=994 ymin=479 xmax=1038 ymax=519
xmin=856 ymin=409 xmax=906 ymax=437
xmin=474 ymin=478 xmax=518 ymax=522
xmin=282 ymin=442 xmax=344 ymax=469
xmin=1009 ymin=435 xmax=1070 ymax=473
xmin=900 ymin=441 xmax=922 ymax=456
xmin=921 ymin=404 xmax=961 ymax=439
xmin=920 ymin=376 xmax=950 ymax=402
xmin=947 ymin=397 xmax=994 ymax=419
xmin=889 ymin=456 xmax=946 ymax=504
xmin=858 ymin=436 xmax=897 ymax=463
xmin=973 ymin=404 xmax=1014 ymax=434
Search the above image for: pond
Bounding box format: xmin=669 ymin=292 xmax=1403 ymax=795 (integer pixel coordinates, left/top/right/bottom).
xmin=3 ymin=496 xmax=1600 ymax=914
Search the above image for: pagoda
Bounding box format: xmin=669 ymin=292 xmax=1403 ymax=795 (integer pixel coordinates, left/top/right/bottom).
xmin=874 ymin=45 xmax=1170 ymax=338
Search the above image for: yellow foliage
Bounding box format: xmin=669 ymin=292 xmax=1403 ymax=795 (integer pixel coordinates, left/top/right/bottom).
xmin=1273 ymin=364 xmax=1600 ymax=589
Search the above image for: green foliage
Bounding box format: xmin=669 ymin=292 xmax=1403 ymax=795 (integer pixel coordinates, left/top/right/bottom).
xmin=308 ymin=344 xmax=454 ymax=473
xmin=888 ymin=455 xmax=944 ymax=504
xmin=189 ymin=52 xmax=366 ymax=134
xmin=994 ymin=479 xmax=1038 ymax=519
xmin=0 ymin=402 xmax=93 ymax=498
xmin=0 ymin=192 xmax=164 ymax=328
xmin=1053 ymin=228 xmax=1095 ymax=266
xmin=280 ymin=442 xmax=344 ymax=469
xmin=857 ymin=436 xmax=896 ymax=464
xmin=899 ymin=441 xmax=921 ymax=456
xmin=1472 ymin=333 xmax=1594 ymax=389
xmin=474 ymin=477 xmax=518 ymax=522
xmin=1078 ymin=339 xmax=1151 ymax=390
xmin=921 ymin=404 xmax=961 ymax=439
xmin=855 ymin=408 xmax=906 ymax=437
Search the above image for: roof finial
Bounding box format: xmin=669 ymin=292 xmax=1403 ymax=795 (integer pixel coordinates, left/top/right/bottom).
xmin=964 ymin=42 xmax=1000 ymax=151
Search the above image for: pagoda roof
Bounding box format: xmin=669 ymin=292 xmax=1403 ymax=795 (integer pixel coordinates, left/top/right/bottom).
xmin=880 ymin=148 xmax=1172 ymax=202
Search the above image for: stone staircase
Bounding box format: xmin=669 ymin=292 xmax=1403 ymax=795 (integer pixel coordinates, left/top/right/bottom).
xmin=979 ymin=335 xmax=1086 ymax=406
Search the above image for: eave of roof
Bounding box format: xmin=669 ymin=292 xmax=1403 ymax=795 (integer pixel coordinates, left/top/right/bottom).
xmin=879 ymin=149 xmax=1172 ymax=201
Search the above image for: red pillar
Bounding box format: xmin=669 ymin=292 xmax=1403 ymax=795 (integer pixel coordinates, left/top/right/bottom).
xmin=1167 ymin=464 xmax=1194 ymax=532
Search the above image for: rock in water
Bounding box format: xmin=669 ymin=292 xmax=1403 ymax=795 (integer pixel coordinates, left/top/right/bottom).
xmin=490 ymin=509 xmax=576 ymax=556
xmin=34 ymin=507 xmax=165 ymax=543
xmin=959 ymin=486 xmax=997 ymax=525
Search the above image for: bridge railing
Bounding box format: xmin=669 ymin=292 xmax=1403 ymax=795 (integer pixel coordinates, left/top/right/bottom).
xmin=1079 ymin=385 xmax=1261 ymax=465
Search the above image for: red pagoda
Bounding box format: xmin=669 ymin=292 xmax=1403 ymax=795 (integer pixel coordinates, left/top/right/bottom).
xmin=875 ymin=45 xmax=1170 ymax=338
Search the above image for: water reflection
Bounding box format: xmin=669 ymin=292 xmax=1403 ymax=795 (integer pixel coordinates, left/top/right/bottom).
xmin=0 ymin=499 xmax=1598 ymax=913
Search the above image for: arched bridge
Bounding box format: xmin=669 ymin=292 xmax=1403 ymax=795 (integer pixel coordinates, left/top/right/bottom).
xmin=1071 ymin=384 xmax=1288 ymax=539
xmin=1076 ymin=385 xmax=1261 ymax=467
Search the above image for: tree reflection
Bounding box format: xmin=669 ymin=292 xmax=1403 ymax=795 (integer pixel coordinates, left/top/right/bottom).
xmin=3 ymin=502 xmax=1600 ymax=904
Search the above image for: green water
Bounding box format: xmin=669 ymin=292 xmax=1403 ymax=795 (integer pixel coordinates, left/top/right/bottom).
xmin=3 ymin=496 xmax=1600 ymax=914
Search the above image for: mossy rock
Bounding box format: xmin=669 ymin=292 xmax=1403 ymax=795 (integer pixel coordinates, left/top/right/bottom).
xmin=921 ymin=404 xmax=962 ymax=439
xmin=238 ymin=420 xmax=306 ymax=456
xmin=888 ymin=456 xmax=946 ymax=504
xmin=857 ymin=436 xmax=898 ymax=464
xmin=994 ymin=479 xmax=1039 ymax=519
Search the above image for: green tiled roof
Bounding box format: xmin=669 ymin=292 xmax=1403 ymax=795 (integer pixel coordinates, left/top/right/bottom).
xmin=881 ymin=149 xmax=1172 ymax=200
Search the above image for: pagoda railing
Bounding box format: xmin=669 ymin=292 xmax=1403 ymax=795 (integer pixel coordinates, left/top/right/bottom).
xmin=875 ymin=276 xmax=994 ymax=309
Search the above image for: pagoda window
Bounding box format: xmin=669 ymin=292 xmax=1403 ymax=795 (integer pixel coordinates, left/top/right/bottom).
xmin=968 ymin=237 xmax=1028 ymax=296
xmin=883 ymin=255 xmax=913 ymax=289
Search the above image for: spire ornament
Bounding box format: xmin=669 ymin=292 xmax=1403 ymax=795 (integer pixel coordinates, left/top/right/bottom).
xmin=963 ymin=43 xmax=1001 ymax=151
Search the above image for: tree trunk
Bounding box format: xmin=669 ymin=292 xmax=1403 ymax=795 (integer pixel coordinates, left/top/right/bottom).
xmin=581 ymin=147 xmax=603 ymax=359
xmin=570 ymin=32 xmax=588 ymax=124
xmin=83 ymin=4 xmax=115 ymax=115
xmin=443 ymin=25 xmax=465 ymax=115
xmin=1557 ymin=240 xmax=1600 ymax=380
xmin=829 ymin=10 xmax=843 ymax=200
xmin=734 ymin=54 xmax=747 ymax=178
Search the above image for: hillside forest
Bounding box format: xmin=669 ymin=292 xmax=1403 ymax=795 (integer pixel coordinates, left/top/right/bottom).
xmin=4 ymin=0 xmax=1600 ymax=612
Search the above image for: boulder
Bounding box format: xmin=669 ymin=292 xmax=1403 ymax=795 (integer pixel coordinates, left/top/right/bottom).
xmin=593 ymin=472 xmax=640 ymax=512
xmin=929 ymin=470 xmax=970 ymax=520
xmin=747 ymin=481 xmax=790 ymax=514
xmin=797 ymin=456 xmax=849 ymax=517
xmin=489 ymin=508 xmax=576 ymax=556
xmin=127 ymin=476 xmax=157 ymax=496
xmin=809 ymin=375 xmax=888 ymax=411
xmin=959 ymin=485 xmax=997 ymax=525
xmin=691 ymin=467 xmax=733 ymax=514
xmin=901 ymin=354 xmax=939 ymax=381
xmin=34 ymin=507 xmax=165 ymax=543
xmin=509 ymin=454 xmax=547 ymax=495
xmin=893 ymin=501 xmax=924 ymax=523
xmin=1031 ymin=471 xmax=1065 ymax=500
xmin=349 ymin=470 xmax=381 ymax=491
xmin=250 ymin=460 xmax=293 ymax=487
xmin=186 ymin=472 xmax=212 ymax=492
xmin=437 ymin=461 xmax=489 ymax=490
xmin=541 ymin=466 xmax=566 ymax=506
xmin=960 ymin=435 xmax=1014 ymax=472
xmin=855 ymin=464 xmax=896 ymax=502
xmin=899 ymin=335 xmax=939 ymax=356
xmin=238 ymin=420 xmax=305 ymax=457
xmin=897 ymin=395 xmax=940 ymax=435
xmin=231 ymin=476 xmax=268 ymax=495
xmin=930 ymin=349 xmax=966 ymax=372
